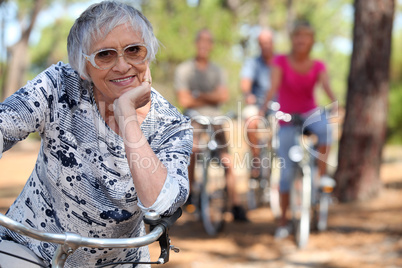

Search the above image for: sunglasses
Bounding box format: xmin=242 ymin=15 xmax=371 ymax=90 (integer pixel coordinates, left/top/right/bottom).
xmin=83 ymin=44 xmax=149 ymax=70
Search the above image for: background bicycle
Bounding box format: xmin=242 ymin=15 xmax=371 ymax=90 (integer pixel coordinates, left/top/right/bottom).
xmin=286 ymin=112 xmax=336 ymax=248
xmin=185 ymin=112 xmax=229 ymax=236
xmin=243 ymin=102 xmax=283 ymax=219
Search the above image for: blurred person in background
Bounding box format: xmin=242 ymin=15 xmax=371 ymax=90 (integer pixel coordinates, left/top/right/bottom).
xmin=240 ymin=28 xmax=275 ymax=179
xmin=175 ymin=28 xmax=248 ymax=221
xmin=260 ymin=21 xmax=337 ymax=239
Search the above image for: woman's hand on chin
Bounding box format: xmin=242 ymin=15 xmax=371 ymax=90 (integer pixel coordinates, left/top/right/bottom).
xmin=113 ymin=67 xmax=152 ymax=121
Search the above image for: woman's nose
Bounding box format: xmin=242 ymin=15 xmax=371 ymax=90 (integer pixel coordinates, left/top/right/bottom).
xmin=112 ymin=54 xmax=132 ymax=73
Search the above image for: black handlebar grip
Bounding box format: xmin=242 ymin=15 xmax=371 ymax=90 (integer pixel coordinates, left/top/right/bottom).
xmin=144 ymin=207 xmax=182 ymax=231
xmin=159 ymin=207 xmax=182 ymax=230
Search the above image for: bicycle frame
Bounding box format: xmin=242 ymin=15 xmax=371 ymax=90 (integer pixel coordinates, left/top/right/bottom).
xmin=192 ymin=114 xmax=225 ymax=155
xmin=246 ymin=106 xmax=280 ymax=211
xmin=287 ymin=112 xmax=335 ymax=247
xmin=0 ymin=208 xmax=182 ymax=267
xmin=188 ymin=111 xmax=228 ymax=236
xmin=246 ymin=102 xmax=286 ymax=214
xmin=287 ymin=118 xmax=314 ymax=248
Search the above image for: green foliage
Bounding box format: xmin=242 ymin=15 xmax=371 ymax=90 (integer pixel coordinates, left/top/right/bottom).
xmin=239 ymin=0 xmax=352 ymax=107
xmin=388 ymin=83 xmax=402 ymax=144
xmin=388 ymin=26 xmax=402 ymax=144
xmin=16 ymin=0 xmax=397 ymax=141
xmin=141 ymin=0 xmax=353 ymax=109
xmin=1 ymin=0 xmax=88 ymax=90
xmin=145 ymin=0 xmax=238 ymax=63
xmin=8 ymin=0 xmax=402 ymax=145
xmin=142 ymin=0 xmax=240 ymax=107
xmin=391 ymin=29 xmax=402 ymax=83
xmin=306 ymin=0 xmax=352 ymax=107
xmin=29 ymin=17 xmax=73 ymax=79
xmin=8 ymin=0 xmax=354 ymax=112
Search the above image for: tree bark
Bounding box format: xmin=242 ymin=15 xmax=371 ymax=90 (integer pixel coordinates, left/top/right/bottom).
xmin=2 ymin=0 xmax=44 ymax=101
xmin=335 ymin=0 xmax=395 ymax=202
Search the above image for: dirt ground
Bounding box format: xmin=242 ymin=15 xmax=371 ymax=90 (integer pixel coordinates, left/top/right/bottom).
xmin=0 ymin=139 xmax=401 ymax=268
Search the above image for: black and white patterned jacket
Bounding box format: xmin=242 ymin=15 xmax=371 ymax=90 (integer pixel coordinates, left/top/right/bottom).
xmin=0 ymin=62 xmax=192 ymax=267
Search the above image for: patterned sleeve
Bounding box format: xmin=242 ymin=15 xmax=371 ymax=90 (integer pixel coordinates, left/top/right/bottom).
xmin=137 ymin=117 xmax=193 ymax=216
xmin=0 ymin=70 xmax=51 ymax=156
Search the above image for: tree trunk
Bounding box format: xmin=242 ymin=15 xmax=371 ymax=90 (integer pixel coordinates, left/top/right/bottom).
xmin=2 ymin=0 xmax=44 ymax=101
xmin=334 ymin=0 xmax=395 ymax=202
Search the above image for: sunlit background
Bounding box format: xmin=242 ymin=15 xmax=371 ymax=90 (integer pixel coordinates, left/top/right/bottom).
xmin=0 ymin=1 xmax=401 ymax=267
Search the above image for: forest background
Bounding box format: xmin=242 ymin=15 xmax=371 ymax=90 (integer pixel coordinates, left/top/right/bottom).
xmin=0 ymin=0 xmax=401 ymax=143
xmin=0 ymin=0 xmax=400 ymax=145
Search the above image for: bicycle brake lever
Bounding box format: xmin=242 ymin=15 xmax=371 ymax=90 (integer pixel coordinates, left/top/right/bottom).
xmin=143 ymin=208 xmax=182 ymax=264
xmin=170 ymin=245 xmax=180 ymax=253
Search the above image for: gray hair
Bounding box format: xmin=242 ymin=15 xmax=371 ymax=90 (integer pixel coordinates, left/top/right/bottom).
xmin=67 ymin=1 xmax=159 ymax=81
xmin=195 ymin=28 xmax=214 ymax=43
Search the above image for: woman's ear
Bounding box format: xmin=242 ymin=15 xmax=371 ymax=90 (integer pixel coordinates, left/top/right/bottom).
xmin=80 ymin=73 xmax=91 ymax=82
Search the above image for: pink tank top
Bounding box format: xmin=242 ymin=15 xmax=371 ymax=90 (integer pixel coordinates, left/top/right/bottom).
xmin=274 ymin=54 xmax=326 ymax=114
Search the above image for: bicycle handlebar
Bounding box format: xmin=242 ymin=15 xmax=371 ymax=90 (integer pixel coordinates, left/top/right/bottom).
xmin=0 ymin=208 xmax=183 ymax=267
xmin=0 ymin=212 xmax=164 ymax=248
xmin=186 ymin=109 xmax=235 ymax=126
xmin=144 ymin=207 xmax=183 ymax=231
xmin=0 ymin=212 xmax=66 ymax=244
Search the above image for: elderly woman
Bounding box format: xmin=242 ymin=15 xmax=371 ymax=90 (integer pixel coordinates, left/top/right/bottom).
xmin=0 ymin=1 xmax=192 ymax=267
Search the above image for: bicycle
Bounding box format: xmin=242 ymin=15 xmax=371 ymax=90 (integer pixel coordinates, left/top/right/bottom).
xmin=244 ymin=102 xmax=281 ymax=219
xmin=0 ymin=208 xmax=182 ymax=267
xmin=285 ymin=112 xmax=336 ymax=248
xmin=185 ymin=111 xmax=229 ymax=236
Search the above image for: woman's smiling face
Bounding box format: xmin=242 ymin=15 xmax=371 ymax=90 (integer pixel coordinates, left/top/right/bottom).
xmin=86 ymin=23 xmax=148 ymax=104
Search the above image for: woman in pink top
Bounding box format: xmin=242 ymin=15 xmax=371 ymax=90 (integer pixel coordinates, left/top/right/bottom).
xmin=261 ymin=21 xmax=337 ymax=239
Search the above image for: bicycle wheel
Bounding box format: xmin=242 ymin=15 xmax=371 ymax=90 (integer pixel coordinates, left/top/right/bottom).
xmin=317 ymin=192 xmax=329 ymax=231
xmin=247 ymin=146 xmax=270 ymax=210
xmin=290 ymin=165 xmax=311 ymax=248
xmin=200 ymin=153 xmax=227 ymax=236
xmin=269 ymin=154 xmax=281 ymax=219
xmin=247 ymin=175 xmax=259 ymax=210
